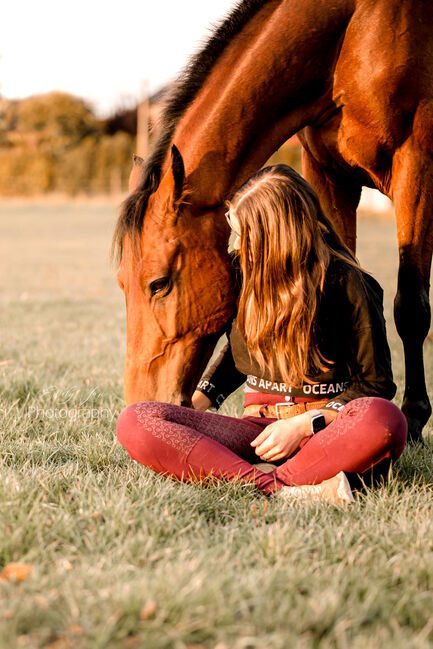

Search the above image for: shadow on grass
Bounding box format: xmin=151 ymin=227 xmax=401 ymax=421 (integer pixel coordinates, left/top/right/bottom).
xmin=395 ymin=436 xmax=433 ymax=485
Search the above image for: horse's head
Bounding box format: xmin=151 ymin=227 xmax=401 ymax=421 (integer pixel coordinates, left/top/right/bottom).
xmin=114 ymin=146 xmax=235 ymax=406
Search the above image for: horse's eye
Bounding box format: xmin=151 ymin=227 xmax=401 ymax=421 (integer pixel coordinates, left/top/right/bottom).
xmin=149 ymin=277 xmax=171 ymax=297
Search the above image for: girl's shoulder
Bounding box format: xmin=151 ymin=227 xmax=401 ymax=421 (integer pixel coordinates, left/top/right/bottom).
xmin=326 ymin=254 xmax=384 ymax=305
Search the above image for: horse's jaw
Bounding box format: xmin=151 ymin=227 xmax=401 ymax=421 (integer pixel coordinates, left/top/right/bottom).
xmin=123 ymin=330 xmax=222 ymax=407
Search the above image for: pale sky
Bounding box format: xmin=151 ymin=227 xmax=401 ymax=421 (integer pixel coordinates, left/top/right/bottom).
xmin=1 ymin=0 xmax=236 ymax=116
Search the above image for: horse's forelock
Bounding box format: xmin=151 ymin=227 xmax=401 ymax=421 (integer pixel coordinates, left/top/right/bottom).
xmin=111 ymin=181 xmax=158 ymax=266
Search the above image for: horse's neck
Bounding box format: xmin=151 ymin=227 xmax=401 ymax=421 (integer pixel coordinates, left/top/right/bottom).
xmin=173 ymin=0 xmax=354 ymax=207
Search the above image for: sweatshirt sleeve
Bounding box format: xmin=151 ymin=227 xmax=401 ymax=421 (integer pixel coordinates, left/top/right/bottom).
xmin=322 ymin=268 xmax=396 ymax=414
xmin=196 ymin=334 xmax=246 ymax=409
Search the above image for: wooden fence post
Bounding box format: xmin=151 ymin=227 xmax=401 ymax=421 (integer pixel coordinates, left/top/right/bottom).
xmin=137 ymin=79 xmax=150 ymax=159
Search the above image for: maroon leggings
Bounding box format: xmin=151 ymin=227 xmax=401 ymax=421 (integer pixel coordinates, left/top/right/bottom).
xmin=116 ymin=397 xmax=407 ymax=495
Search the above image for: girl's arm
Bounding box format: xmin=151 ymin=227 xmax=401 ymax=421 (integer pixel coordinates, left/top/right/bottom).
xmin=194 ymin=334 xmax=246 ymax=410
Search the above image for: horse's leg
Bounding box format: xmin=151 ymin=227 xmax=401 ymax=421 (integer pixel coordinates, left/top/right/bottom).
xmin=392 ymin=141 xmax=433 ymax=443
xmin=301 ymin=147 xmax=361 ymax=253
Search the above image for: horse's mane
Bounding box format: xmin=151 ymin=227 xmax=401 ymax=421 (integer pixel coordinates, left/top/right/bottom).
xmin=111 ymin=0 xmax=274 ymax=264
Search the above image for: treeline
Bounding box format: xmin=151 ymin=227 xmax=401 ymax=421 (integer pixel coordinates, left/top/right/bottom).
xmin=0 ymin=90 xmax=302 ymax=197
xmin=0 ymin=92 xmax=137 ymax=196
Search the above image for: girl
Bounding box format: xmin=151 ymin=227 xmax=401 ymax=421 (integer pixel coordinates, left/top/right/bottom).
xmin=116 ymin=165 xmax=407 ymax=504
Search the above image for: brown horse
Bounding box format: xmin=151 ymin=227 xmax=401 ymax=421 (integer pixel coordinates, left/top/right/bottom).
xmin=112 ymin=0 xmax=433 ymax=442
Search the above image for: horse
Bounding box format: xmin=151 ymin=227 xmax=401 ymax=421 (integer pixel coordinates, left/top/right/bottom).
xmin=112 ymin=0 xmax=433 ymax=443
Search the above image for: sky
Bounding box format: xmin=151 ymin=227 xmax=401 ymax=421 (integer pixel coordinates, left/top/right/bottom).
xmin=0 ymin=0 xmax=236 ymax=116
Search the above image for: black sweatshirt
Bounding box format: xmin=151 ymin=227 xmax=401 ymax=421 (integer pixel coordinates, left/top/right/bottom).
xmin=197 ymin=257 xmax=396 ymax=412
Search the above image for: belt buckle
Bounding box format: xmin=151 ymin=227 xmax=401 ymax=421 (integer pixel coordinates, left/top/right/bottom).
xmin=275 ymin=402 xmax=294 ymax=420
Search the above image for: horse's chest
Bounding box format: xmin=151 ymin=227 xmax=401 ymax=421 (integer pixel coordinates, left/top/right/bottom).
xmin=336 ymin=109 xmax=390 ymax=174
xmin=302 ymin=109 xmax=385 ymax=182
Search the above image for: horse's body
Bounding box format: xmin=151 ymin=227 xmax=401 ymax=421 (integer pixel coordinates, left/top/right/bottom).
xmin=113 ymin=0 xmax=433 ymax=442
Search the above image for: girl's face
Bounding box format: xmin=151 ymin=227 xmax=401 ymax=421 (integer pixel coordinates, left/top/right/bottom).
xmin=225 ymin=210 xmax=241 ymax=251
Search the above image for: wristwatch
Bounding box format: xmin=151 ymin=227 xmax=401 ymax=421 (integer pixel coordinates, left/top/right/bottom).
xmin=309 ymin=410 xmax=326 ymax=435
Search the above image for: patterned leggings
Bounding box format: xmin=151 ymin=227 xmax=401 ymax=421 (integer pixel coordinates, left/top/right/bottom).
xmin=116 ymin=397 xmax=408 ymax=495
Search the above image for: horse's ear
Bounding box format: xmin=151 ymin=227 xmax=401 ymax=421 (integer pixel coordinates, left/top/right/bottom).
xmin=129 ymin=154 xmax=146 ymax=192
xmin=171 ymin=144 xmax=185 ymax=203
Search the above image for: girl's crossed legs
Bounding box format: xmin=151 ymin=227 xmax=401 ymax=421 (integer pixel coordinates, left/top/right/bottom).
xmin=116 ymin=397 xmax=407 ymax=495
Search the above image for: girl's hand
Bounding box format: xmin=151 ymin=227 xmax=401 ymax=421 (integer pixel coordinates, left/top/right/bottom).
xmin=250 ymin=414 xmax=311 ymax=461
xmin=192 ymin=391 xmax=213 ymax=411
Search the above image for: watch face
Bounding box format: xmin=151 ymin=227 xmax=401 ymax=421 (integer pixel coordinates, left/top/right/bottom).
xmin=311 ymin=414 xmax=326 ymax=434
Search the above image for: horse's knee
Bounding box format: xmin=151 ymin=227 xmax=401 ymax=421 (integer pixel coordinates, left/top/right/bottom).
xmin=394 ymin=290 xmax=430 ymax=340
xmin=394 ymin=266 xmax=431 ymax=341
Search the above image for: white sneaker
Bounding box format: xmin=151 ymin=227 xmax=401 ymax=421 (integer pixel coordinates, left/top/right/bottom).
xmin=276 ymin=471 xmax=354 ymax=506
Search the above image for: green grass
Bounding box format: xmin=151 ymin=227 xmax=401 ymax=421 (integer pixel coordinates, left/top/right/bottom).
xmin=0 ymin=202 xmax=432 ymax=649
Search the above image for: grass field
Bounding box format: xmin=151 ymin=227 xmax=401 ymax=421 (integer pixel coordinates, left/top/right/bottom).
xmin=0 ymin=202 xmax=432 ymax=649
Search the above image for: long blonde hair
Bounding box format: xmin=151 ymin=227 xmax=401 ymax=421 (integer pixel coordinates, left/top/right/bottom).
xmin=230 ymin=164 xmax=360 ymax=386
